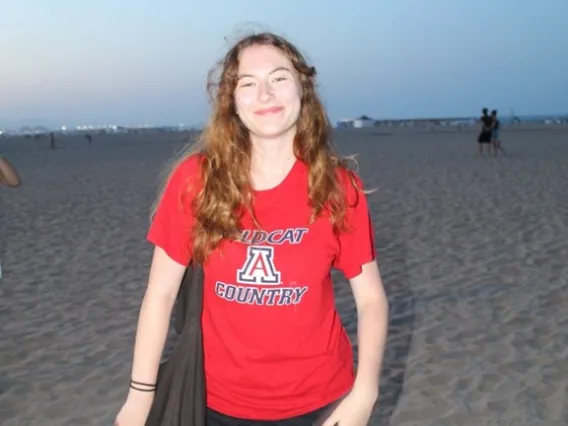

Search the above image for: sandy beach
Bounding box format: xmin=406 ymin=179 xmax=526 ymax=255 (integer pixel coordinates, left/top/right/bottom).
xmin=1 ymin=125 xmax=568 ymax=425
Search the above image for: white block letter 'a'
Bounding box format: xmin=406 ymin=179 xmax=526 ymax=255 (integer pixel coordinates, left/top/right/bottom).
xmin=237 ymin=246 xmax=281 ymax=285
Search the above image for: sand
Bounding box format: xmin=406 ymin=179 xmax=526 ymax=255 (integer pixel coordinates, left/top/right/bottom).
xmin=1 ymin=125 xmax=567 ymax=425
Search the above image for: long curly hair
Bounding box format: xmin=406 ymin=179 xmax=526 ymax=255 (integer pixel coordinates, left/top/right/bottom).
xmin=154 ymin=32 xmax=360 ymax=264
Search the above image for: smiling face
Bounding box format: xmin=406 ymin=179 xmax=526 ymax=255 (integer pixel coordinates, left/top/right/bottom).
xmin=234 ymin=45 xmax=302 ymax=140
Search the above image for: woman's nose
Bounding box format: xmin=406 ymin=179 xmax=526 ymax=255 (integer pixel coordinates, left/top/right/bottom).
xmin=257 ymin=80 xmax=274 ymax=102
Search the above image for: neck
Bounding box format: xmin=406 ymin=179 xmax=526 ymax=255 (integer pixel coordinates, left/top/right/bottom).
xmin=249 ymin=128 xmax=296 ymax=174
xmin=249 ymin=128 xmax=297 ymax=190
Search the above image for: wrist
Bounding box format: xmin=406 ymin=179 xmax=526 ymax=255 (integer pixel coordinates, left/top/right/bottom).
xmin=352 ymin=377 xmax=379 ymax=401
xmin=127 ymin=388 xmax=155 ymax=402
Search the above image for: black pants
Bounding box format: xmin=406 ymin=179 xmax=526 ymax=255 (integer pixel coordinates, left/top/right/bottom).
xmin=478 ymin=131 xmax=491 ymax=143
xmin=207 ymin=403 xmax=334 ymax=426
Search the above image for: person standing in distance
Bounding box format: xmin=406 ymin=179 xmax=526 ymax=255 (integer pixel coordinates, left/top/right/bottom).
xmin=490 ymin=109 xmax=506 ymax=156
xmin=477 ymin=107 xmax=493 ymax=156
xmin=115 ymin=32 xmax=389 ymax=426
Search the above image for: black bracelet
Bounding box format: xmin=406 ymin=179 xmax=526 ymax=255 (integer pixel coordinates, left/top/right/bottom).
xmin=129 ymin=379 xmax=157 ymax=392
xmin=130 ymin=379 xmax=157 ymax=387
xmin=129 ymin=383 xmax=156 ymax=392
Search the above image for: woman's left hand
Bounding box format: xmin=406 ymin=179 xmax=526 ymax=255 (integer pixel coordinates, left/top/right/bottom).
xmin=321 ymin=387 xmax=378 ymax=426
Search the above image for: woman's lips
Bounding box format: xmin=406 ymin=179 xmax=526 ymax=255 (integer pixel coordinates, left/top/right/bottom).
xmin=254 ymin=106 xmax=283 ymax=115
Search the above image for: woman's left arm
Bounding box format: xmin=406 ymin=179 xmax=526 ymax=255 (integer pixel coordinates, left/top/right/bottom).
xmin=322 ymin=260 xmax=388 ymax=426
xmin=324 ymin=170 xmax=389 ymax=426
xmin=349 ymin=260 xmax=389 ymax=396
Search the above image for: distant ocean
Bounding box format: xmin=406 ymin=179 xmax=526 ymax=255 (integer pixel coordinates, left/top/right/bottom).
xmin=393 ymin=114 xmax=568 ymax=123
xmin=501 ymin=114 xmax=568 ymax=123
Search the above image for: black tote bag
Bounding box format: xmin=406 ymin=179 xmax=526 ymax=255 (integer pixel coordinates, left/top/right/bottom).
xmin=145 ymin=262 xmax=206 ymax=426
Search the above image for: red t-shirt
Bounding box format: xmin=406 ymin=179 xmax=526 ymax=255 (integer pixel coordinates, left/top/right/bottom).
xmin=147 ymin=155 xmax=376 ymax=420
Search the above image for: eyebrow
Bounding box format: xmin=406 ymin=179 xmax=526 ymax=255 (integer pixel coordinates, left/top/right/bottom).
xmin=237 ymin=66 xmax=292 ymax=80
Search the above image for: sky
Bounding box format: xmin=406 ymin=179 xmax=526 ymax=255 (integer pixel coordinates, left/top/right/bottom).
xmin=1 ymin=0 xmax=567 ymax=129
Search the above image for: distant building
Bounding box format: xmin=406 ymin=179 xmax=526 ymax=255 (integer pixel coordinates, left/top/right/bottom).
xmin=353 ymin=115 xmax=375 ymax=128
xmin=336 ymin=115 xmax=375 ymax=129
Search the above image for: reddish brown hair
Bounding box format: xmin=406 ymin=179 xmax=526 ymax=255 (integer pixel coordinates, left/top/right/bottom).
xmin=154 ymin=32 xmax=360 ymax=264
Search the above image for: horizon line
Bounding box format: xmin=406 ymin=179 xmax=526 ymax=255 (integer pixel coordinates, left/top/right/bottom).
xmin=2 ymin=112 xmax=568 ymax=131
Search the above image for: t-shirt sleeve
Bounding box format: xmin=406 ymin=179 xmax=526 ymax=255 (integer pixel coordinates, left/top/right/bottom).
xmin=333 ymin=170 xmax=376 ymax=279
xmin=146 ymin=157 xmax=200 ymax=266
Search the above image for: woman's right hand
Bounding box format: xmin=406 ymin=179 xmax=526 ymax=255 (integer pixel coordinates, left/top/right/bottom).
xmin=115 ymin=392 xmax=154 ymax=426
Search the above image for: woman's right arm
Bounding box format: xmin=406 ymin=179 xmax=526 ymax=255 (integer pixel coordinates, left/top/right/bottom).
xmin=116 ymin=156 xmax=199 ymax=425
xmin=126 ymin=246 xmax=187 ymax=401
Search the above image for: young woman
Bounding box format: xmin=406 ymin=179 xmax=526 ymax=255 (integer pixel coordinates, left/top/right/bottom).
xmin=490 ymin=109 xmax=506 ymax=156
xmin=115 ymin=32 xmax=389 ymax=426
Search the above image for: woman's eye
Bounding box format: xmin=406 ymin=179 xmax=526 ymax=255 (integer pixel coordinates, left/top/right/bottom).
xmin=240 ymin=82 xmax=254 ymax=88
xmin=274 ymin=77 xmax=287 ymax=82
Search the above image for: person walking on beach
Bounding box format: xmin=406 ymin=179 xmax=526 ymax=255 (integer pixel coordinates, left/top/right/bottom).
xmin=477 ymin=108 xmax=493 ymax=156
xmin=115 ymin=32 xmax=388 ymax=426
xmin=490 ymin=109 xmax=506 ymax=156
xmin=49 ymin=132 xmax=56 ymax=150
